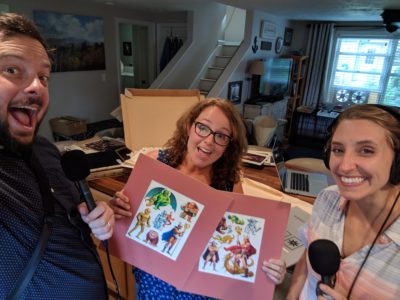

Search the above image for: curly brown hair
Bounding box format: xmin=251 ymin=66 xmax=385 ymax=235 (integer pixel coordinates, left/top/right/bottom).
xmin=163 ymin=98 xmax=248 ymax=189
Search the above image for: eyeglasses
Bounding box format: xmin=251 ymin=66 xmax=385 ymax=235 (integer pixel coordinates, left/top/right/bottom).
xmin=194 ymin=121 xmax=231 ymax=146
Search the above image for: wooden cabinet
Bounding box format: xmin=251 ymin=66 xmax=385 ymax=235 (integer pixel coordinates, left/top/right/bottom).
xmin=285 ymin=56 xmax=309 ymax=140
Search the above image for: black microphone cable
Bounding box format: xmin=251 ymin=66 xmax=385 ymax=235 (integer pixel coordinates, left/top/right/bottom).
xmin=346 ymin=190 xmax=400 ymax=299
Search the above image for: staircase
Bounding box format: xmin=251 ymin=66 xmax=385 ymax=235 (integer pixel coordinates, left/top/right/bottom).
xmin=199 ymin=43 xmax=240 ymax=96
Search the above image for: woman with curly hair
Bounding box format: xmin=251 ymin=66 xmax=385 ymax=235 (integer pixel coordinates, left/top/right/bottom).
xmin=111 ymin=98 xmax=286 ymax=299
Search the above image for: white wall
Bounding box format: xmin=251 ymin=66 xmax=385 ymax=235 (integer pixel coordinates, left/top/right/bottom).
xmin=8 ymin=0 xmax=187 ymax=141
xmin=219 ymin=10 xmax=293 ymax=112
xmin=151 ymin=2 xmax=228 ymax=89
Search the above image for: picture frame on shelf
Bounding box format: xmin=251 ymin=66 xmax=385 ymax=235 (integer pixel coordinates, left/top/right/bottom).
xmin=227 ymin=81 xmax=243 ymax=104
xmin=260 ymin=20 xmax=276 ymax=39
xmin=283 ymin=27 xmax=294 ymax=46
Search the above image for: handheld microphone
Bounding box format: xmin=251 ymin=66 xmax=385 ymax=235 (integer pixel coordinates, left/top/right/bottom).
xmin=308 ymin=239 xmax=341 ymax=297
xmin=61 ymin=149 xmax=96 ymax=212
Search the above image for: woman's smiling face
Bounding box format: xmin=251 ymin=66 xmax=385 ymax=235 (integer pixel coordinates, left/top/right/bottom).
xmin=185 ymin=106 xmax=231 ymax=169
xmin=329 ymin=119 xmax=395 ymax=201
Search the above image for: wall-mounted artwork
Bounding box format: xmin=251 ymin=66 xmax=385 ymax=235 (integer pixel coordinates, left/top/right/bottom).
xmin=123 ymin=41 xmax=132 ymax=56
xmin=227 ymin=81 xmax=243 ymax=104
xmin=284 ymin=27 xmax=294 ymax=46
xmin=260 ymin=20 xmax=276 ymax=39
xmin=33 ymin=10 xmax=105 ymax=72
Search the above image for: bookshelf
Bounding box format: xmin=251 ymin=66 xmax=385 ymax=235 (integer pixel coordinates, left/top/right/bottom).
xmin=285 ymin=56 xmax=309 ymax=140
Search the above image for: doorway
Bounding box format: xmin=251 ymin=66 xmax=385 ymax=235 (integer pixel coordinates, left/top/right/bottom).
xmin=117 ymin=20 xmax=156 ymax=93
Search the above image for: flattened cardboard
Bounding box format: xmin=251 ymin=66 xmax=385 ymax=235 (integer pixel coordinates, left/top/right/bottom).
xmin=121 ymin=88 xmax=201 ymax=151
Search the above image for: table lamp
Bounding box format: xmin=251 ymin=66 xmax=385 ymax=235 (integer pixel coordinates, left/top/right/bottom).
xmin=247 ymin=59 xmax=265 ymax=99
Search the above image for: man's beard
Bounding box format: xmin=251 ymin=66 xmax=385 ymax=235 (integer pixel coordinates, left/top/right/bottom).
xmin=0 ymin=120 xmax=41 ymax=155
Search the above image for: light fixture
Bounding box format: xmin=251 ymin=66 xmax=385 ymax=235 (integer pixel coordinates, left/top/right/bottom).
xmin=247 ymin=60 xmax=265 ymax=76
xmin=247 ymin=60 xmax=265 ymax=99
xmin=381 ymin=10 xmax=400 ymax=33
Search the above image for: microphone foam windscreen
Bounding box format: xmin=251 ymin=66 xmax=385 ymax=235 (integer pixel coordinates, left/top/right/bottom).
xmin=308 ymin=239 xmax=341 ymax=276
xmin=61 ymin=150 xmax=90 ymax=181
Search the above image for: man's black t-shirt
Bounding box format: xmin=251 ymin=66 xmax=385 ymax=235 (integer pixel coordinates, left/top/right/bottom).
xmin=0 ymin=136 xmax=107 ymax=299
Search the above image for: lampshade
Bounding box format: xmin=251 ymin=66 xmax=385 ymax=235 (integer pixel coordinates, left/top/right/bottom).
xmin=248 ymin=60 xmax=265 ymax=75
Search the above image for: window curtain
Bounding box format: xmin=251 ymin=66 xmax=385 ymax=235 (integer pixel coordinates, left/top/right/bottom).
xmin=302 ymin=23 xmax=335 ymax=108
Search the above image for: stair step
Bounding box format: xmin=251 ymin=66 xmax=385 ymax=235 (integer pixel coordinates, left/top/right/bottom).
xmin=220 ymin=45 xmax=239 ymax=56
xmin=213 ymin=56 xmax=231 ymax=68
xmin=205 ymin=68 xmax=224 ymax=80
xmin=199 ymin=78 xmax=216 ymax=91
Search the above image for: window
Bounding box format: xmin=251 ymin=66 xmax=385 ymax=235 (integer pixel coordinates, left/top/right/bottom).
xmin=325 ymin=35 xmax=400 ymax=107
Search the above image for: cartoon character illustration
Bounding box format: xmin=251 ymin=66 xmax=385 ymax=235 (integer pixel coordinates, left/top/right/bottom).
xmin=245 ymin=218 xmax=262 ymax=235
xmin=180 ymin=201 xmax=199 ymax=222
xmin=153 ymin=210 xmax=175 ymax=230
xmin=161 ymin=223 xmax=190 ymax=255
xmin=224 ymin=236 xmax=257 ymax=277
xmin=202 ymin=241 xmax=220 ymax=271
xmin=216 ymin=217 xmax=228 ymax=234
xmin=145 ymin=230 xmax=159 ymax=246
xmin=234 ymin=226 xmax=242 ymax=236
xmin=213 ymin=234 xmax=234 ymax=244
xmin=164 ymin=211 xmax=175 ymax=227
xmin=128 ymin=208 xmax=151 ymax=238
xmin=228 ymin=214 xmax=245 ymax=225
xmin=145 ymin=188 xmax=176 ymax=210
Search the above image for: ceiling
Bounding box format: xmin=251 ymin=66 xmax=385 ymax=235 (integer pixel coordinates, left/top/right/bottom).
xmin=88 ymin=0 xmax=400 ymax=21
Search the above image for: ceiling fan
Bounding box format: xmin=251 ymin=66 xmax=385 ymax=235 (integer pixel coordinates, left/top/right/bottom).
xmin=381 ymin=10 xmax=400 ymax=33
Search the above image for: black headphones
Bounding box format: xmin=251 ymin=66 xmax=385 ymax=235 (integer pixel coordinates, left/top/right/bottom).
xmin=323 ymin=104 xmax=400 ymax=185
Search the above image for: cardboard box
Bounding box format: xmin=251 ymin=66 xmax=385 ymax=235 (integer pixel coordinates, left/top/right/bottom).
xmin=121 ymin=88 xmax=203 ymax=150
xmin=49 ymin=116 xmax=87 ymax=136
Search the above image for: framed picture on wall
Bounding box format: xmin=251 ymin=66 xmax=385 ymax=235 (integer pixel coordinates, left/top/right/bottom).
xmin=227 ymin=81 xmax=243 ymax=104
xmin=33 ymin=10 xmax=105 ymax=72
xmin=123 ymin=42 xmax=132 ymax=56
xmin=260 ymin=20 xmax=276 ymax=39
xmin=283 ymin=27 xmax=294 ymax=46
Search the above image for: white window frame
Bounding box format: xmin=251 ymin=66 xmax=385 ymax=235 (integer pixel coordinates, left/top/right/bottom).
xmin=323 ymin=28 xmax=400 ymax=108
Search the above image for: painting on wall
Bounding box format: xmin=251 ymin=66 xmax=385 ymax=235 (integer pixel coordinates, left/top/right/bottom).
xmin=123 ymin=42 xmax=132 ymax=56
xmin=33 ymin=10 xmax=105 ymax=72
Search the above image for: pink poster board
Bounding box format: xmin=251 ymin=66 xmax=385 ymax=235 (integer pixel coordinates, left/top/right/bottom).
xmin=107 ymin=154 xmax=233 ymax=289
xmin=182 ymin=192 xmax=290 ymax=300
xmin=108 ymin=154 xmax=290 ymax=299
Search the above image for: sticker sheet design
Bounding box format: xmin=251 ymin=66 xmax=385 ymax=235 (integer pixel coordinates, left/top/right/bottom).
xmin=202 ymin=241 xmax=220 ymax=271
xmin=145 ymin=187 xmax=176 ymax=210
xmin=199 ymin=212 xmax=265 ymax=283
xmin=126 ymin=180 xmax=204 ymax=261
xmin=127 ymin=208 xmax=152 ymax=238
xmin=162 ymin=223 xmax=190 ymax=255
xmin=180 ymin=201 xmax=199 ymax=222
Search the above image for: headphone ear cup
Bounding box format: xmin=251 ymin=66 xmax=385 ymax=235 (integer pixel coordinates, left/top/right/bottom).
xmin=323 ymin=146 xmax=330 ymax=170
xmin=389 ymin=154 xmax=400 ymax=184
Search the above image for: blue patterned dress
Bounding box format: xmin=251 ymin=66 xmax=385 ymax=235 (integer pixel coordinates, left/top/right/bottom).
xmin=134 ymin=149 xmax=233 ymax=299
